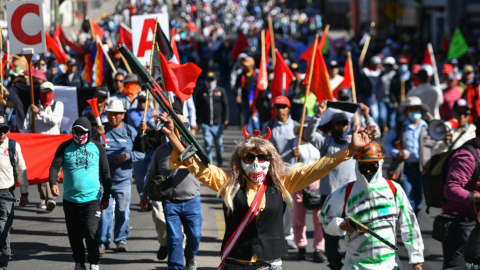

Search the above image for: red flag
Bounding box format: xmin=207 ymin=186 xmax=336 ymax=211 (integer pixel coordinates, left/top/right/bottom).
xmin=305 ymin=45 xmax=333 ymax=101
xmin=171 ymin=28 xmax=180 ymax=63
xmin=231 ymin=31 xmax=249 ymax=60
xmin=333 ymin=59 xmax=352 ymax=99
xmin=265 ymin=28 xmax=271 ymax=65
xmin=53 ymin=24 xmax=85 ymax=54
xmin=45 ymin=31 xmax=69 ymax=65
xmin=422 ymin=47 xmax=433 ymax=66
xmin=252 ymin=52 xmax=268 ymax=112
xmin=8 ymin=133 xmax=72 ymax=185
xmin=158 ymin=51 xmax=202 ymax=102
xmin=187 ymin=21 xmax=198 ymax=32
xmin=117 ymin=23 xmax=132 ymax=50
xmin=91 ymin=20 xmax=105 ymax=40
xmin=271 ymin=50 xmax=294 ymax=101
xmin=299 ymin=29 xmax=328 ymax=64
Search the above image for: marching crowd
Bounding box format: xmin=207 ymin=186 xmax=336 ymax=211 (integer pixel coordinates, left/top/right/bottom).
xmin=1 ymin=1 xmax=480 ymax=270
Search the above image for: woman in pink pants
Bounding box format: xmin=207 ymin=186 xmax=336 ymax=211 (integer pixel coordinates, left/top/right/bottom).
xmin=292 ymin=139 xmax=327 ymax=263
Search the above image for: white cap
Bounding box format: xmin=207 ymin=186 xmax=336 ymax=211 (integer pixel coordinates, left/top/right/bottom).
xmin=370 ymin=56 xmax=382 ymax=65
xmin=106 ymin=100 xmax=126 ymax=113
xmin=40 ymin=82 xmax=55 ymax=91
xmin=420 ymin=64 xmax=434 ymax=77
xmin=383 ymin=57 xmax=396 ymax=65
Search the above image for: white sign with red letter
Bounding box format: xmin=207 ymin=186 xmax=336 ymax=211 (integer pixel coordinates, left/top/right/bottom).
xmin=131 ymin=13 xmax=169 ymax=66
xmin=7 ymin=0 xmax=47 ymax=54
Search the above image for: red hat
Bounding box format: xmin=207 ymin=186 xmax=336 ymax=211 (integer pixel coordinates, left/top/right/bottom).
xmin=412 ymin=64 xmax=421 ymax=74
xmin=399 ymin=57 xmax=408 ymax=64
xmin=442 ymin=64 xmax=453 ymax=74
xmin=273 ymin=96 xmax=291 ymax=107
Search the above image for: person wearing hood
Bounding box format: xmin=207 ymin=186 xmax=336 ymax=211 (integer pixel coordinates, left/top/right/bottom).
xmin=95 ymin=100 xmax=144 ymax=253
xmin=320 ymin=142 xmax=424 ymax=270
xmin=49 ymin=117 xmax=111 ymax=270
xmin=304 ymin=100 xmax=380 ymax=269
xmin=195 ymin=72 xmax=229 ymax=167
xmin=24 ymin=81 xmax=64 ymax=211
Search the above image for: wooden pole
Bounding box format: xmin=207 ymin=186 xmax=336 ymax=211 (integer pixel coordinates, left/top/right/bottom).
xmin=260 ymin=30 xmax=267 ymax=90
xmin=96 ymin=37 xmax=117 ymax=74
xmin=25 ymin=54 xmax=35 ymax=133
xmin=348 ymin=51 xmax=359 ymax=124
xmin=358 ymin=35 xmax=371 ymax=66
xmin=121 ymin=54 xmax=132 ymax=73
xmin=401 ymin=79 xmax=406 ymax=102
xmin=295 ymin=34 xmax=319 ymax=162
xmin=268 ymin=16 xmax=276 ymax=68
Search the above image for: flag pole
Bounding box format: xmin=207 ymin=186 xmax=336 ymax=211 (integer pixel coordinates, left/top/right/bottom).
xmin=261 ymin=29 xmax=266 ymax=90
xmin=358 ymin=35 xmax=371 ymax=66
xmin=295 ymin=34 xmax=319 ymax=162
xmin=268 ymin=16 xmax=276 ymax=67
xmin=428 ymin=43 xmax=441 ymax=90
xmin=96 ymin=37 xmax=117 ymax=74
xmin=401 ymin=79 xmax=405 ymax=102
xmin=142 ymin=19 xmax=159 ymax=136
xmin=25 ymin=53 xmax=35 ymax=133
xmin=121 ymin=54 xmax=132 ymax=73
xmin=348 ymin=51 xmax=359 ymax=124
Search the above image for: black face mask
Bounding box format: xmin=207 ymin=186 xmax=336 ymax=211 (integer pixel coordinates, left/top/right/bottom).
xmin=361 ymin=171 xmax=377 ymax=182
xmin=331 ymin=129 xmax=348 ymax=143
xmin=358 ymin=163 xmax=379 ymax=182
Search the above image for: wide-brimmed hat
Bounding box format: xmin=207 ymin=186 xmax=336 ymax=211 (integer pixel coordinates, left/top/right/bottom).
xmin=124 ymin=73 xmax=139 ymax=83
xmin=106 ymin=100 xmax=126 ymax=113
xmin=399 ymin=96 xmax=429 ymax=115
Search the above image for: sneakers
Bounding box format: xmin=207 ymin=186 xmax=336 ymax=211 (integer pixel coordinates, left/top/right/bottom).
xmin=297 ymin=248 xmax=307 ymax=260
xmin=46 ymin=200 xmax=56 ymax=211
xmin=157 ymin=245 xmax=168 ymax=261
xmin=99 ymin=243 xmax=106 ymax=254
xmin=185 ymin=259 xmax=197 ymax=270
xmin=74 ymin=263 xmax=86 ymax=270
xmin=38 ymin=200 xmax=46 ymax=209
xmin=286 ymin=239 xmax=297 ymax=250
xmin=313 ymin=249 xmax=327 ymax=263
xmin=116 ymin=242 xmax=127 ymax=252
xmin=90 ymin=265 xmax=99 ymax=270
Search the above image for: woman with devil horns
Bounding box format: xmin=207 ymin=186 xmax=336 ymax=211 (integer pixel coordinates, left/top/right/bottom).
xmin=158 ymin=111 xmax=376 ymax=270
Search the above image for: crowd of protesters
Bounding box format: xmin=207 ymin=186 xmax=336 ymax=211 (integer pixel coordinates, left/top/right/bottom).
xmin=1 ymin=0 xmax=480 ymax=270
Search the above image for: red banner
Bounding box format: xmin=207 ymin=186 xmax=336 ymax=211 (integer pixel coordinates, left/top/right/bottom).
xmin=8 ymin=133 xmax=71 ymax=185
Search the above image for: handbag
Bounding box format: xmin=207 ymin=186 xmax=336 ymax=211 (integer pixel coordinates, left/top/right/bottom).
xmin=302 ymin=189 xmax=322 ymax=209
xmin=146 ymin=169 xmax=177 ymax=201
xmin=432 ymin=213 xmax=456 ymax=242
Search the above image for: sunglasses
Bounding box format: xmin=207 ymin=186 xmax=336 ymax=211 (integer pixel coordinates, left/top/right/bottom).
xmin=455 ymin=111 xmax=470 ymax=116
xmin=274 ymin=105 xmax=288 ymax=110
xmin=243 ymin=153 xmax=270 ymax=164
xmin=114 ymin=80 xmax=124 ymax=83
xmin=73 ymin=129 xmax=88 ymax=135
xmin=358 ymin=163 xmax=378 ymax=172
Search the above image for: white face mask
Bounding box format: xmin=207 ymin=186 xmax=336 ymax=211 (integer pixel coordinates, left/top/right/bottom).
xmin=241 ymin=160 xmax=270 ymax=185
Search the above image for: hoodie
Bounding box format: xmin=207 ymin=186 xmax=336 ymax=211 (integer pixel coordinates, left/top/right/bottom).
xmin=320 ymin=160 xmax=424 ymax=269
xmin=49 ymin=117 xmax=111 ymax=203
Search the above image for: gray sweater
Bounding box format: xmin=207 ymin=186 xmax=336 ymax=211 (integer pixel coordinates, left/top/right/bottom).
xmin=146 ymin=143 xmax=200 ymax=200
xmin=305 ymin=114 xmax=380 ymax=195
xmin=261 ymin=116 xmax=299 ymax=164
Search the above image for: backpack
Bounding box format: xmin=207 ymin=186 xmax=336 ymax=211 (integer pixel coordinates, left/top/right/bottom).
xmin=342 ymin=179 xmax=396 ymax=217
xmin=421 ymin=144 xmax=480 ymax=214
xmin=7 ymin=139 xmax=17 ymax=193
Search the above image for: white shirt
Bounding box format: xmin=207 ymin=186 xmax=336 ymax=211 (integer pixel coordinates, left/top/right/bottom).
xmin=0 ymin=138 xmax=28 ymax=193
xmin=23 ymin=100 xmax=64 ymax=134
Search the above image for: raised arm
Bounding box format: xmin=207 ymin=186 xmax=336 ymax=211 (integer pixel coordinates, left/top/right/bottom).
xmin=305 ymin=100 xmax=327 ymax=150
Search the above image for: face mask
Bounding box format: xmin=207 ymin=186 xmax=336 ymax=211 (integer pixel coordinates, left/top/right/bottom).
xmin=400 ymin=64 xmax=408 ymax=73
xmin=331 ymin=129 xmax=348 ymax=143
xmin=408 ymin=112 xmax=422 ymax=122
xmin=40 ymin=91 xmax=54 ymax=108
xmin=358 ymin=166 xmax=378 ymax=183
xmin=241 ymin=160 xmax=270 ymax=185
xmin=454 ymin=67 xmax=459 ymax=74
xmin=73 ymin=133 xmax=88 ymax=146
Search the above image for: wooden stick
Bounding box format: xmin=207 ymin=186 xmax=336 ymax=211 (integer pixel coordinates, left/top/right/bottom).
xmin=401 ymin=79 xmax=405 ymax=102
xmin=149 ymin=18 xmax=159 ymax=75
xmin=268 ymin=16 xmax=276 ymax=67
xmin=121 ymin=54 xmax=132 ymax=73
xmin=96 ymin=37 xmax=117 ymax=74
xmin=260 ymin=30 xmax=267 ymax=90
xmin=358 ymin=35 xmax=371 ymax=66
xmin=295 ymin=34 xmax=319 ymax=162
xmin=348 ymin=51 xmax=359 ymax=124
xmin=25 ymin=54 xmax=35 ymax=133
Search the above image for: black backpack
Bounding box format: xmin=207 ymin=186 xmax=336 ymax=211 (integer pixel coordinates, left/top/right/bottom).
xmin=421 ymin=144 xmax=480 ymax=214
xmin=7 ymin=139 xmax=17 ymax=193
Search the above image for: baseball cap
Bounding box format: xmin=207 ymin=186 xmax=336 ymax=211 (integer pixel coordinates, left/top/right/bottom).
xmin=330 ymin=60 xmax=339 ymax=68
xmin=331 ymin=112 xmax=350 ymax=124
xmin=0 ymin=116 xmax=9 ymax=129
xmin=338 ymin=88 xmax=352 ymax=101
xmin=399 ymin=57 xmax=408 ymax=64
xmin=453 ymin=98 xmax=470 ymax=111
xmin=370 ymin=56 xmax=382 ymax=65
xmin=206 ymin=72 xmax=216 ymax=80
xmin=383 ymin=57 xmax=396 ymax=65
xmin=124 ymin=73 xmax=139 ymax=83
xmin=463 ymin=65 xmax=474 ymax=74
xmin=450 ymin=58 xmax=459 ymax=66
xmin=95 ymin=87 xmax=109 ymax=98
xmin=137 ymin=91 xmax=152 ymax=101
xmin=67 ymin=58 xmax=77 ymax=66
xmin=290 ymin=63 xmax=298 ymax=70
xmin=41 ymin=82 xmax=55 ymax=92
xmin=442 ymin=64 xmax=453 ymax=74
xmin=273 ymin=96 xmax=291 ymax=107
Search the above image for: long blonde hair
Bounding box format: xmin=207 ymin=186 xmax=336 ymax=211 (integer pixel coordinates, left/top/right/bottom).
xmin=218 ymin=136 xmax=294 ymax=212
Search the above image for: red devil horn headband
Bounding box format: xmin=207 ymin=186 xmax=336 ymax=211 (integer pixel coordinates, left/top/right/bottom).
xmin=242 ymin=125 xmax=272 ymax=140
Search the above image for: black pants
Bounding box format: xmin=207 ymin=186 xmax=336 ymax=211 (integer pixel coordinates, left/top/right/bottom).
xmin=0 ymin=191 xmax=14 ymax=270
xmin=63 ymin=199 xmax=101 ymax=265
xmin=442 ymin=216 xmax=476 ymax=269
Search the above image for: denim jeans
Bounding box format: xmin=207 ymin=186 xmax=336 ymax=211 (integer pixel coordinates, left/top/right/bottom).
xmin=132 ymin=148 xmax=154 ymax=197
xmin=401 ymin=164 xmax=423 ymax=216
xmin=377 ymin=101 xmax=397 ymax=131
xmin=163 ymin=196 xmax=202 ymax=270
xmin=241 ymin=99 xmax=259 ymax=134
xmin=201 ymin=124 xmax=224 ymax=165
xmin=98 ymin=180 xmax=131 ymax=244
xmin=0 ymin=191 xmax=14 ymax=270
